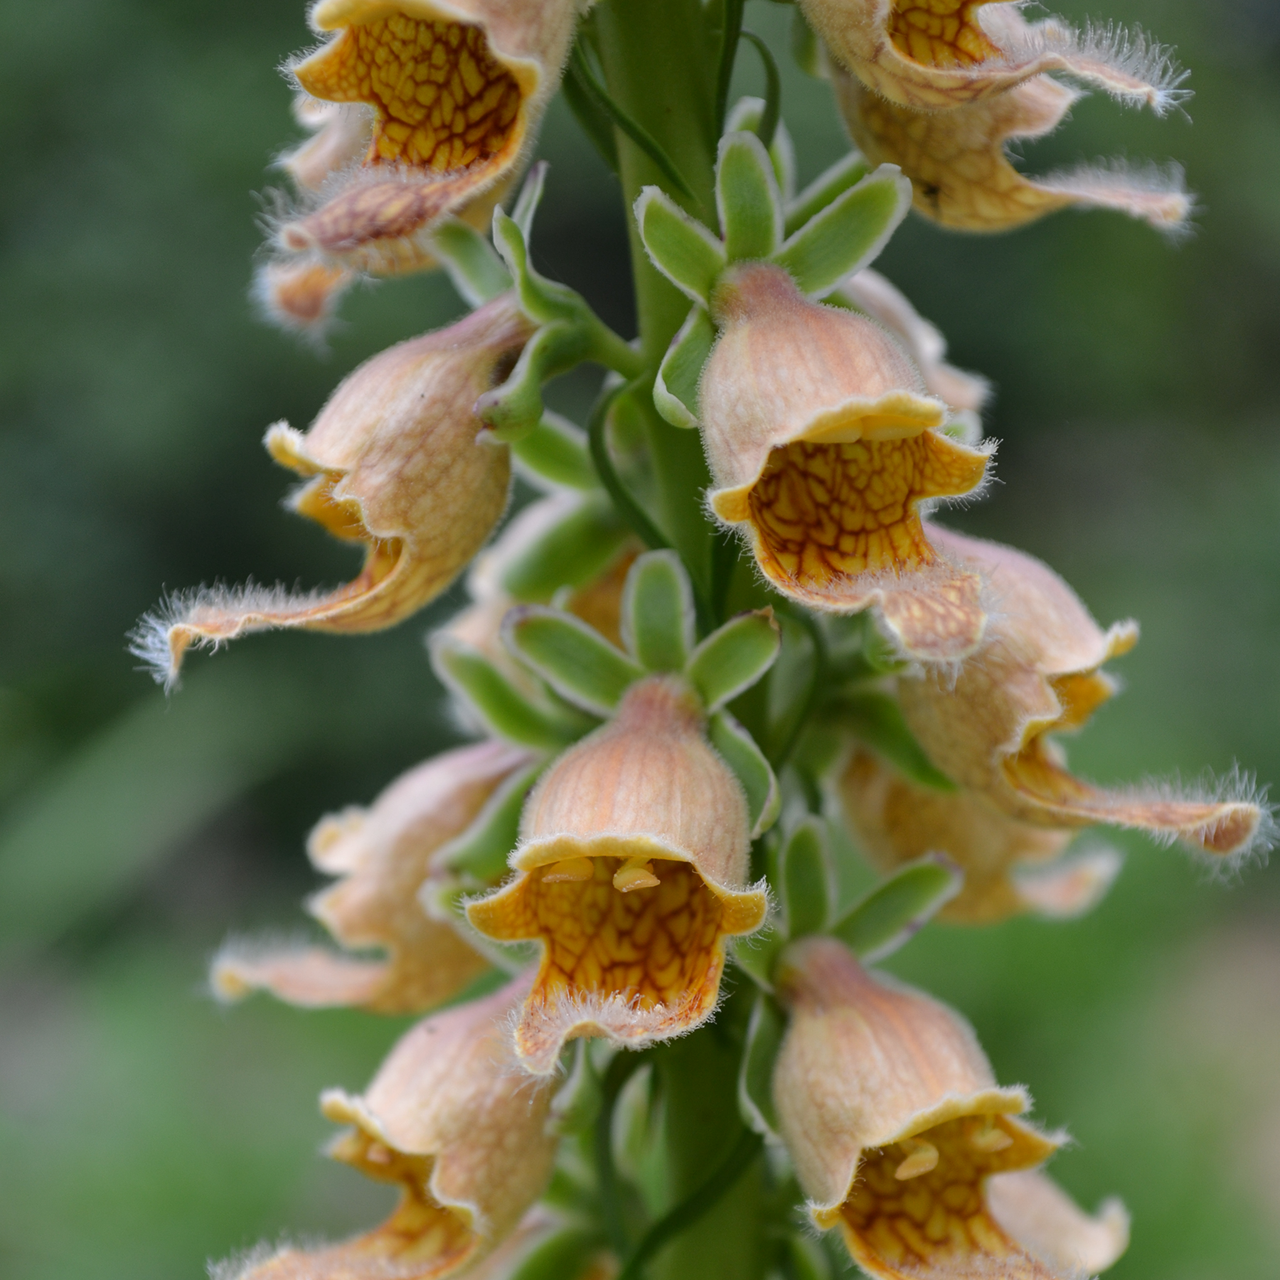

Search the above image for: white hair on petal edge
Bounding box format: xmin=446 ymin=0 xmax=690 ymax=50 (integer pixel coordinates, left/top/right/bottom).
xmin=128 ymin=580 xmax=333 ymax=691
xmin=1039 ymin=158 xmax=1196 ymax=238
xmin=207 ymin=1240 xmax=280 ymax=1280
xmin=996 ymin=13 xmax=1191 ymax=115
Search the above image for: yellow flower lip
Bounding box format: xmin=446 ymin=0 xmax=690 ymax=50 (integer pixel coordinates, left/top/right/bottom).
xmin=467 ymin=676 xmax=768 ymax=1075
xmin=698 ymin=263 xmax=990 ymax=660
xmin=773 ymin=937 xmax=1127 ymax=1280
xmin=898 ymin=527 xmax=1269 ymax=860
xmin=134 ymin=295 xmax=529 ymax=687
xmin=270 ymin=0 xmax=577 ymax=277
xmin=798 ymin=0 xmax=1187 ymax=114
xmin=835 ymin=67 xmax=1191 ymax=235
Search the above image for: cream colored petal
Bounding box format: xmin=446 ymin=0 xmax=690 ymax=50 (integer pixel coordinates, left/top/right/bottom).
xmin=838 ymin=268 xmax=991 ymax=413
xmin=213 ymin=741 xmax=530 ymax=1013
xmin=280 ymin=98 xmax=375 ymax=191
xmin=467 ymin=677 xmax=766 ymax=1074
xmin=988 ymin=1170 xmax=1130 ymax=1274
xmin=135 ymin=297 xmax=529 ymax=687
xmin=801 ymin=0 xmax=1185 ymax=112
xmin=253 ymin=259 xmax=354 ymax=334
xmin=836 ymin=68 xmax=1190 ymax=234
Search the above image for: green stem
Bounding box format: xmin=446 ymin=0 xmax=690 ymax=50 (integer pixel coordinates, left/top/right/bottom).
xmin=594 ymin=0 xmax=720 ymax=613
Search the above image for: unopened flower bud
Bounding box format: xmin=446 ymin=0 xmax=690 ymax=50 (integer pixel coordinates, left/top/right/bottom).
xmin=275 ymin=0 xmax=580 ymax=276
xmin=213 ymin=740 xmax=531 ymax=1013
xmin=799 ymin=0 xmax=1186 ymax=113
xmin=700 ymin=262 xmax=992 ymax=661
xmin=467 ymin=675 xmax=768 ymax=1075
xmin=840 ymin=746 xmax=1122 ymax=923
xmin=835 ymin=68 xmax=1191 ymax=234
xmin=134 ymin=294 xmax=531 ymax=686
xmin=897 ymin=528 xmax=1269 ymax=858
xmin=773 ymin=936 xmax=1128 ymax=1278
xmin=223 ymin=977 xmax=557 ymax=1280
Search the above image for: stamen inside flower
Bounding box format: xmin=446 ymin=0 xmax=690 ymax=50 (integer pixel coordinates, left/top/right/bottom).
xmin=839 ymin=1116 xmax=1055 ymax=1279
xmin=746 ymin=436 xmax=987 ymax=592
xmin=297 ymin=16 xmax=522 ymax=173
xmin=888 ymin=0 xmax=1000 ymax=68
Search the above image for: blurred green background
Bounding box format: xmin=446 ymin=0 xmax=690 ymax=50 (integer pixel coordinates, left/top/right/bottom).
xmin=1 ymin=0 xmax=1278 ymax=1276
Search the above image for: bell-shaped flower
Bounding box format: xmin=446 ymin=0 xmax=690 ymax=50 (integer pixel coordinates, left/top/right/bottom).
xmin=213 ymin=740 xmax=531 ymax=1013
xmin=897 ymin=527 xmax=1268 ymax=857
xmin=134 ymin=294 xmax=531 ymax=687
xmin=773 ymin=936 xmax=1130 ymax=1279
xmin=467 ymin=675 xmax=768 ymax=1076
xmin=222 ymin=977 xmax=558 ymax=1280
xmin=701 ymin=262 xmax=992 ymax=661
xmin=799 ymin=0 xmax=1187 ymax=113
xmin=840 ymin=746 xmax=1124 ymax=923
xmin=274 ymin=0 xmax=581 ymax=277
xmin=836 ymin=268 xmax=989 ymax=418
xmin=835 ymin=68 xmax=1190 ymax=234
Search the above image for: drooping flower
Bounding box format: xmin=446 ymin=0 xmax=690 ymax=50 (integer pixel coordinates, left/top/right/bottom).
xmin=773 ymin=936 xmax=1130 ymax=1279
xmin=799 ymin=0 xmax=1187 ymax=113
xmin=700 ymin=262 xmax=992 ymax=661
xmin=835 ymin=268 xmax=990 ymax=418
xmin=221 ymin=977 xmax=557 ymax=1280
xmin=897 ymin=527 xmax=1268 ymax=857
xmin=213 ymin=740 xmax=531 ymax=1013
xmin=280 ymin=92 xmax=376 ymax=192
xmin=840 ymin=745 xmax=1124 ymax=922
xmin=274 ymin=0 xmax=581 ymax=277
xmin=133 ymin=294 xmax=530 ymax=687
xmin=467 ymin=675 xmax=768 ymax=1075
xmin=834 ymin=67 xmax=1191 ymax=234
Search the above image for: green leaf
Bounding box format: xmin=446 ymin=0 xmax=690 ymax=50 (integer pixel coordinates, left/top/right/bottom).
xmin=654 ymin=305 xmax=715 ymax=429
xmin=738 ymin=991 xmax=785 ymax=1136
xmin=510 ymin=412 xmax=598 ymax=491
xmin=434 ymin=760 xmax=543 ymax=884
xmin=784 ymin=151 xmax=871 ymax=238
xmin=503 ymin=607 xmax=644 ymax=716
xmin=635 ymin=187 xmax=726 ymax=305
xmin=430 ymin=635 xmax=584 ymax=749
xmin=708 ymin=710 xmax=780 ymax=838
xmin=834 ymin=691 xmax=956 ymax=791
xmin=621 ymin=550 xmax=696 ymax=672
xmin=428 ymin=216 xmax=512 ymax=307
xmin=780 ymin=818 xmax=832 ymax=938
xmin=499 ymin=495 xmax=630 ymax=603
xmin=726 ymin=97 xmax=795 ymax=201
xmin=511 ymin=160 xmax=548 ymax=240
xmin=771 ymin=164 xmax=911 ymax=297
xmin=685 ymin=609 xmax=781 ymax=711
xmin=561 ymin=54 xmax=620 ymax=174
xmin=716 ymin=131 xmax=782 ymax=262
xmin=830 ymin=854 xmax=962 ymax=962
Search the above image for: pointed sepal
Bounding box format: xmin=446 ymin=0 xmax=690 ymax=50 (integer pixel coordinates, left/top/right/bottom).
xmin=654 ymin=305 xmax=716 ymax=428
xmin=779 ymin=817 xmax=833 ymax=939
xmin=829 ymin=854 xmax=962 ymax=962
xmin=685 ymin=609 xmax=781 ymax=712
xmin=429 ymin=216 xmax=513 ymax=307
xmin=716 ymin=132 xmax=783 ymax=263
xmin=499 ymin=494 xmax=630 ymax=603
xmin=434 ymin=759 xmax=545 ymax=884
xmin=709 ymin=709 xmax=781 ymax=838
xmin=635 ymin=186 xmax=727 ymax=306
xmin=738 ymin=990 xmax=786 ymax=1137
xmin=511 ymin=412 xmax=598 ymax=492
xmin=835 ymin=691 xmax=956 ymax=792
xmin=621 ymin=550 xmax=697 ymax=672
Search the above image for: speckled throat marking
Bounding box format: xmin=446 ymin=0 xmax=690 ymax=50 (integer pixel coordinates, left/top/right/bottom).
xmin=297 ymin=15 xmax=522 ymax=172
xmin=889 ymin=0 xmax=1001 ymax=68
xmin=840 ymin=1116 xmax=1052 ymax=1279
xmin=523 ymin=858 xmax=727 ymax=1010
xmin=746 ymin=436 xmax=983 ymax=591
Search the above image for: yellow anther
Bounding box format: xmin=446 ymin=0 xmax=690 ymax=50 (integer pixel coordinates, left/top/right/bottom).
xmin=894 ymin=1135 xmax=940 ymax=1179
xmin=542 ymin=856 xmax=594 ymax=883
xmin=969 ymin=1118 xmax=1014 ymax=1153
xmin=613 ymin=858 xmax=661 ymax=893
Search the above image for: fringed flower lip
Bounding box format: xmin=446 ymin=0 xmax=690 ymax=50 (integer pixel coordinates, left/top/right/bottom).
xmin=897 ymin=527 xmax=1273 ymax=860
xmin=799 ymin=0 xmax=1189 ymax=113
xmin=212 ymin=740 xmax=531 ymax=1014
xmin=466 ymin=675 xmax=768 ymax=1076
xmin=840 ymin=745 xmax=1124 ymax=924
xmin=835 ymin=67 xmax=1192 ymax=234
xmin=773 ymin=937 xmax=1129 ymax=1279
xmin=272 ymin=0 xmax=581 ymax=276
xmin=700 ymin=262 xmax=993 ymax=662
xmin=219 ymin=977 xmax=558 ymax=1280
xmin=132 ymin=294 xmax=530 ymax=689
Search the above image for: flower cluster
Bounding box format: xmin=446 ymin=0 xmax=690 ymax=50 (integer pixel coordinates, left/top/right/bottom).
xmin=132 ymin=3 xmax=1270 ymax=1279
